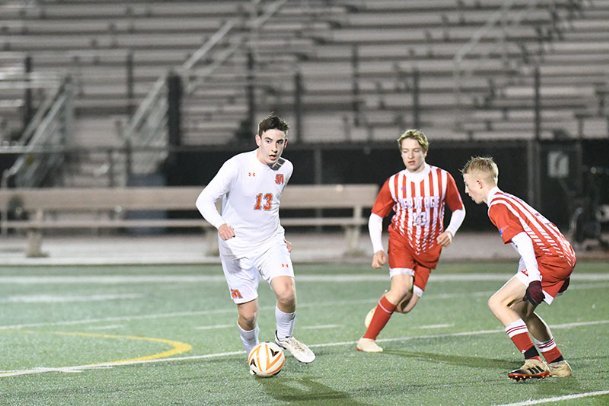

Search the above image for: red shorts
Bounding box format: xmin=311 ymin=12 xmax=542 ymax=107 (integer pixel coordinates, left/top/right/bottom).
xmin=387 ymin=228 xmax=442 ymax=293
xmin=517 ymin=256 xmax=575 ymax=302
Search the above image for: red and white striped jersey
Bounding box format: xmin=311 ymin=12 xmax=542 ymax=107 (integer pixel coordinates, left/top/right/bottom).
xmin=487 ymin=188 xmax=576 ymax=267
xmin=372 ymin=165 xmax=464 ymax=254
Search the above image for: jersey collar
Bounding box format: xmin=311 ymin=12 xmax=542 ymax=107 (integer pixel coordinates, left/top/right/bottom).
xmin=403 ymin=163 xmax=430 ymax=182
xmin=486 ymin=186 xmax=501 ymax=206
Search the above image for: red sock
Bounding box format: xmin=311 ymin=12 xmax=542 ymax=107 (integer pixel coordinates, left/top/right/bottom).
xmin=535 ymin=338 xmax=563 ymax=363
xmin=363 ymin=296 xmax=396 ymax=340
xmin=505 ymin=320 xmax=540 ymax=360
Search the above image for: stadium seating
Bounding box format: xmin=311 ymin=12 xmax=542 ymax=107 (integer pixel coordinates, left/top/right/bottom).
xmin=1 ymin=0 xmax=607 ymax=185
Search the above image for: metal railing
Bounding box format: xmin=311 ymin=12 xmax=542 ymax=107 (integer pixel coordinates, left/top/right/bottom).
xmin=119 ymin=0 xmax=289 ymax=184
xmin=1 ymin=74 xmax=72 ymax=188
xmin=452 ymin=0 xmax=550 ymax=129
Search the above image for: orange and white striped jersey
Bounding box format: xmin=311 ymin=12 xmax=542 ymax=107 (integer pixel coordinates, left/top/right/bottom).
xmin=372 ymin=164 xmax=464 ymax=254
xmin=487 ymin=188 xmax=576 ymax=267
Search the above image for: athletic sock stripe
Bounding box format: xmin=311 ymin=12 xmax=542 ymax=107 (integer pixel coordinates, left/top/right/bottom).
xmin=377 ymin=302 xmax=393 ymax=314
xmin=537 ymin=339 xmax=556 ymax=350
xmin=505 ymin=326 xmax=528 ymax=337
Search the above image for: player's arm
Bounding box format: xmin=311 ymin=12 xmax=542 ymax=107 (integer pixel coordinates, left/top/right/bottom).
xmin=369 ymin=213 xmax=387 ymax=268
xmin=489 ymin=204 xmax=544 ymax=304
xmin=369 ymin=181 xmax=393 ymax=269
xmin=438 ymin=173 xmax=466 ymax=247
xmin=511 ymin=232 xmax=544 ymax=304
xmin=196 ymin=161 xmax=236 ymax=240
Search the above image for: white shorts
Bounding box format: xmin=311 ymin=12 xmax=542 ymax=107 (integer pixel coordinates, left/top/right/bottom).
xmin=219 ymin=235 xmax=294 ymax=304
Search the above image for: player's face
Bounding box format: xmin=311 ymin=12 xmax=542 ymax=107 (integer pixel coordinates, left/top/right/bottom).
xmin=463 ymin=173 xmax=485 ymax=204
xmin=400 ymin=138 xmax=427 ymax=172
xmin=255 ymin=129 xmax=288 ymax=166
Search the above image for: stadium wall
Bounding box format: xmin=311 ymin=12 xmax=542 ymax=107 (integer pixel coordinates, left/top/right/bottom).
xmin=164 ymin=139 xmax=609 ymax=230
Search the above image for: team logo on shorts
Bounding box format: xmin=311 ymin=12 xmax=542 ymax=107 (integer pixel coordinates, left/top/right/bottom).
xmin=275 ymin=174 xmax=284 ymax=185
xmin=230 ymin=289 xmax=243 ymax=299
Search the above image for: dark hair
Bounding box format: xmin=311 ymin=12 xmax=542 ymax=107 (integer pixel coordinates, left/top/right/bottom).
xmin=258 ymin=114 xmax=289 ymax=136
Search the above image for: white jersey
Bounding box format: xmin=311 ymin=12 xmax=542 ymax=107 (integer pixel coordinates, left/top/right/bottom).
xmin=196 ymin=150 xmax=293 ymax=257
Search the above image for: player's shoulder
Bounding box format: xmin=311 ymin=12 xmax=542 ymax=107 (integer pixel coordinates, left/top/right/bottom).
xmin=279 ymin=156 xmax=293 ymax=169
xmin=428 ymin=164 xmax=453 ymax=176
xmin=229 ymin=150 xmax=254 ymax=163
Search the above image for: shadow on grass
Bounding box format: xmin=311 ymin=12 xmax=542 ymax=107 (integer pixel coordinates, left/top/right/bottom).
xmin=259 ymin=376 xmax=369 ymax=405
xmin=383 ymin=349 xmax=509 ymax=370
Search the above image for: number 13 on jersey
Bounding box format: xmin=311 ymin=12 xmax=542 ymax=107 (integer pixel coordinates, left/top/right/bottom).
xmin=254 ymin=193 xmax=273 ymax=211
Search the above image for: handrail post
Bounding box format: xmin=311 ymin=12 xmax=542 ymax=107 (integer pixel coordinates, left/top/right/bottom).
xmin=412 ymin=68 xmax=420 ymax=129
xmin=126 ymin=50 xmax=134 ymax=117
xmin=246 ymin=48 xmax=256 ymax=138
xmin=351 ymin=45 xmax=360 ymax=126
xmin=294 ymin=70 xmax=303 ymax=144
xmin=23 ymin=54 xmax=33 ymax=131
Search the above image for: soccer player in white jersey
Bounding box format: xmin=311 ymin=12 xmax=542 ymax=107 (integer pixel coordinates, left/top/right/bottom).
xmin=462 ymin=156 xmax=575 ymax=381
xmin=356 ymin=129 xmax=466 ymax=353
xmin=196 ymin=114 xmax=315 ymax=364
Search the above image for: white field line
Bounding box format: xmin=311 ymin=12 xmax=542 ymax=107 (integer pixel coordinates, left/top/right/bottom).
xmin=301 ymin=324 xmax=341 ymax=330
xmin=498 ymin=390 xmax=609 ymax=405
xmin=0 ymin=279 xmax=605 ymax=331
xmin=1 ymin=319 xmax=608 ymax=378
xmin=0 ymin=273 xmax=608 ymax=284
xmin=194 ymin=324 xmax=234 ymax=330
xmin=0 ymin=292 xmax=498 ymax=331
xmin=86 ymin=325 xmax=125 ymax=331
xmin=415 ymin=324 xmax=454 ymax=329
xmin=0 ymin=293 xmax=141 ymax=303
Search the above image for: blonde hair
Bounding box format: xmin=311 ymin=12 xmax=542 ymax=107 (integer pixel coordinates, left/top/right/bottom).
xmin=396 ymin=129 xmax=429 ymax=152
xmin=461 ymin=156 xmax=499 ymax=185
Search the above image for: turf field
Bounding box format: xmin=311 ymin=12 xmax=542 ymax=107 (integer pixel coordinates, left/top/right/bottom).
xmin=1 ymin=261 xmax=608 ymax=405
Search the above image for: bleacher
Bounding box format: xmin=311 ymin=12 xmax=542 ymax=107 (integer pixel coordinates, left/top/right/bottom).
xmin=1 ymin=0 xmax=607 ymax=186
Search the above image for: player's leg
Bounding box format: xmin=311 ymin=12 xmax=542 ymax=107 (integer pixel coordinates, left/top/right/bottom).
xmin=358 ymin=234 xmax=416 ymax=352
xmin=395 ymin=264 xmax=432 ymax=313
xmin=260 ymin=239 xmax=315 ymax=363
xmin=357 ymin=272 xmax=412 ymax=352
xmin=511 ymin=276 xmax=572 ymax=377
xmin=220 ymin=254 xmax=261 ymax=354
xmin=270 ymin=275 xmax=296 ymax=338
xmin=489 ymin=276 xmax=549 ymax=381
xmin=236 ymin=299 xmax=260 ymax=353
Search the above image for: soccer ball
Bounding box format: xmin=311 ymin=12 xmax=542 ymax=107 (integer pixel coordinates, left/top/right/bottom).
xmin=248 ymin=342 xmax=286 ymax=377
xmin=364 ymin=307 xmax=375 ymax=328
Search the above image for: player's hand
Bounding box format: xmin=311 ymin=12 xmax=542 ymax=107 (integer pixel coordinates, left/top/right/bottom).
xmin=218 ymin=223 xmax=235 ymax=240
xmin=436 ymin=231 xmax=453 ymax=247
xmin=371 ymin=250 xmax=387 ymax=269
xmin=525 ymin=280 xmax=544 ymax=305
xmin=284 ymin=239 xmax=293 ymax=253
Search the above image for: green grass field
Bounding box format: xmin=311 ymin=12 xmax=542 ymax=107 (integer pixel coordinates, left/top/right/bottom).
xmin=1 ymin=261 xmax=608 ymax=405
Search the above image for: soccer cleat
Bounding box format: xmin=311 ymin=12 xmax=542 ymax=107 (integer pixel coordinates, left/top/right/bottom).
xmin=507 ymin=358 xmax=550 ymax=381
xmin=356 ymin=338 xmax=383 ymax=353
xmin=548 ymin=360 xmax=572 ymax=377
xmin=275 ymin=333 xmax=315 ymax=364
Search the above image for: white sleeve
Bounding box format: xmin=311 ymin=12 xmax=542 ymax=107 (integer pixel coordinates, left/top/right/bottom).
xmin=511 ymin=232 xmax=541 ymax=282
xmin=195 ymin=160 xmax=236 ymax=229
xmin=445 ymin=208 xmax=466 ymax=237
xmin=368 ymin=213 xmax=384 ymax=253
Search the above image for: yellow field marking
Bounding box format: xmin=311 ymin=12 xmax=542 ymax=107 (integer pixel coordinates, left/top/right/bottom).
xmin=53 ymin=331 xmax=192 ymax=365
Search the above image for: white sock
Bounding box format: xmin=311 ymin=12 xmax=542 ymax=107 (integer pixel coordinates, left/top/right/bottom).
xmin=275 ymin=306 xmax=296 ymax=340
xmin=237 ymin=323 xmax=259 ymax=353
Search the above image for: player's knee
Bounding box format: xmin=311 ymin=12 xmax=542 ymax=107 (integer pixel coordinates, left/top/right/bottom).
xmin=487 ymin=295 xmax=501 ymax=314
xmin=237 ymin=304 xmax=258 ymax=328
xmin=388 ymin=284 xmax=410 ymax=301
xmin=272 ymin=277 xmax=296 ymax=305
xmin=237 ymin=312 xmax=257 ymax=330
xmin=275 ymin=287 xmax=295 ymax=307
